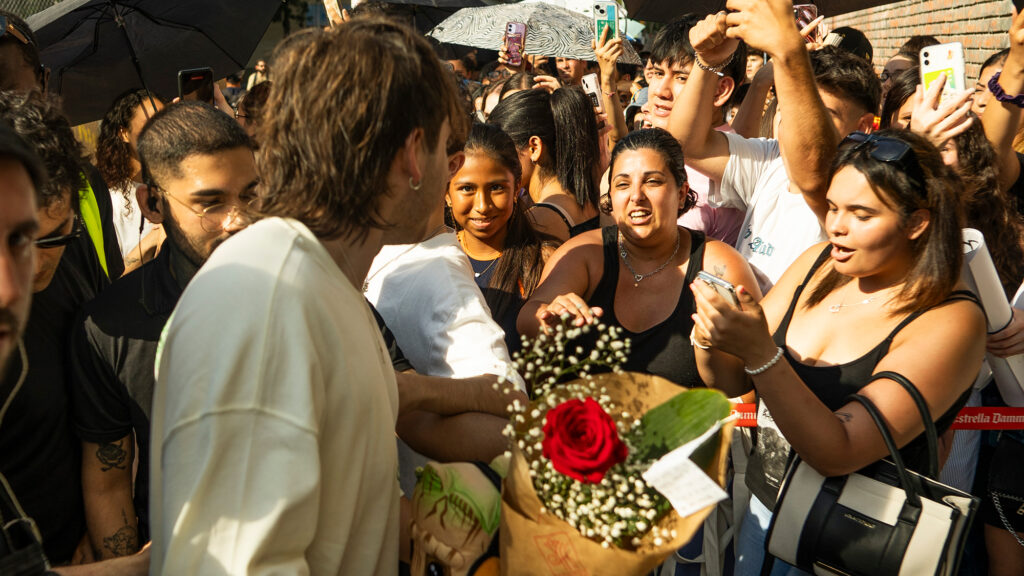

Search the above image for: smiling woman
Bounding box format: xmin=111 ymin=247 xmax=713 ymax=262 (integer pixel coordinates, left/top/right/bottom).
xmin=518 ymin=128 xmax=760 ymax=390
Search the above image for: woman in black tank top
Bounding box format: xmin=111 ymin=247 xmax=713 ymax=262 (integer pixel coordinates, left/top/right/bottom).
xmin=691 ymin=130 xmax=987 ymax=576
xmin=518 ymin=129 xmax=761 ymax=390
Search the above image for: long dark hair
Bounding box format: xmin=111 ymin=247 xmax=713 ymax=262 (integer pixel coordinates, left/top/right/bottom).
xmin=487 ymin=87 xmax=600 ymax=211
xmin=805 ymin=129 xmax=965 ymax=314
xmin=955 ymin=120 xmax=1024 ymax=297
xmin=461 ymin=123 xmax=548 ymax=320
xmin=880 ymin=66 xmax=919 ymax=129
xmin=96 ymin=89 xmax=159 ymax=200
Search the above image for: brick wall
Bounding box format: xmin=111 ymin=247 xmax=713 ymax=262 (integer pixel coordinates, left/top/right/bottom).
xmin=828 ymin=0 xmax=1014 ymax=80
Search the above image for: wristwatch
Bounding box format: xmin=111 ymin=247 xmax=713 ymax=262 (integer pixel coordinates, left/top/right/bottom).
xmin=989 ymin=71 xmax=1024 ymax=108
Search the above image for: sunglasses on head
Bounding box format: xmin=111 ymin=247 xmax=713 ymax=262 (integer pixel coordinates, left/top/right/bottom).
xmin=840 ymin=131 xmax=927 ymax=190
xmin=34 ymin=215 xmax=83 ymax=249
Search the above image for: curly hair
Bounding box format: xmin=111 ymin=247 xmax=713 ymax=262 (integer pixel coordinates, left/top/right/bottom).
xmin=602 ymin=127 xmax=696 ymax=217
xmin=95 ymin=89 xmax=160 ymax=206
xmin=256 ymin=18 xmax=466 ymax=240
xmin=0 ymin=91 xmax=84 ymax=208
xmin=953 ymin=120 xmax=1024 ymax=297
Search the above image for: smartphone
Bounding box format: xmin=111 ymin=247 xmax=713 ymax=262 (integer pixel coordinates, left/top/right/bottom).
xmin=920 ymin=42 xmax=966 ymax=106
xmin=594 ymin=2 xmax=618 ymax=41
xmin=582 ymin=73 xmax=602 ymax=111
xmin=178 ymin=67 xmax=214 ymax=104
xmin=505 ymin=22 xmax=526 ymax=67
xmin=793 ymin=4 xmax=818 ymax=43
xmin=697 ymin=270 xmax=739 ymax=307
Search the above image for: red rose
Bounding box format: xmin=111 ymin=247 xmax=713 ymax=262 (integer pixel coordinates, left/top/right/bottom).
xmin=542 ymin=398 xmax=628 ymax=484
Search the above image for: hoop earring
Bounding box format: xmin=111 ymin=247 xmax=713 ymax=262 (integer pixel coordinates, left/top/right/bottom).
xmin=409 ymin=177 xmax=422 ymax=191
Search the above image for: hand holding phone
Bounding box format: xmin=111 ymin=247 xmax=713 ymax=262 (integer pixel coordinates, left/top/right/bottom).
xmin=697 ymin=270 xmax=739 ymax=307
xmin=581 ymin=73 xmax=603 ymax=112
xmin=504 ymin=22 xmax=526 ymax=68
xmin=593 ymin=2 xmax=618 ymax=42
xmin=178 ymin=67 xmax=214 ymax=105
xmin=793 ymin=4 xmax=820 ymax=43
xmin=920 ymin=42 xmax=966 ymax=106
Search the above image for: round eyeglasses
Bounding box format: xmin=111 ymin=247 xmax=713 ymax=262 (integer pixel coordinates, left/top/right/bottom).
xmin=163 ymin=193 xmax=259 ymax=233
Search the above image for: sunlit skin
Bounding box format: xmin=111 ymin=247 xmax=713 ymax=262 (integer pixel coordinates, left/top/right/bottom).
xmin=555 ymin=57 xmax=586 ymax=85
xmin=0 ymin=159 xmax=38 ymax=365
xmin=825 ymin=165 xmax=926 ymax=290
xmin=609 ymin=149 xmax=686 ymax=251
xmin=645 ymin=58 xmax=692 ymax=129
xmin=746 ymin=53 xmax=765 ymax=83
xmin=151 ymin=147 xmax=259 ymax=267
xmin=33 ymin=191 xmax=72 ymax=293
xmin=972 ymin=63 xmax=1001 ymax=116
xmin=447 ymin=151 xmax=517 ymax=259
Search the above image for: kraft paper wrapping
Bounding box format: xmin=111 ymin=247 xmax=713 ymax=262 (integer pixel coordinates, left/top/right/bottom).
xmin=962 ymin=229 xmax=1024 ymax=406
xmin=499 ymin=372 xmax=734 ymax=576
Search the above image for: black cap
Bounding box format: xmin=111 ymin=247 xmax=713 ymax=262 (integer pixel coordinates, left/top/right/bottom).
xmin=832 ymin=27 xmax=873 ymax=63
xmin=0 ymin=119 xmax=47 ymax=197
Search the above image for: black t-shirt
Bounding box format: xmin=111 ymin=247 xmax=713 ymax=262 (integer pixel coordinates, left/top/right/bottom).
xmin=370 ymin=301 xmax=414 ymax=373
xmin=0 ymin=231 xmax=107 ymax=564
xmin=69 ymin=241 xmax=188 ymax=541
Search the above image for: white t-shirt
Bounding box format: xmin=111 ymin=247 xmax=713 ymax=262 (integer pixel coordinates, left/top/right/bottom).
xmin=365 ymin=230 xmax=522 ymax=492
xmin=150 ymin=217 xmax=400 ymax=576
xmin=711 ymin=133 xmax=826 ymax=292
xmin=109 ymin=182 xmax=153 ymax=257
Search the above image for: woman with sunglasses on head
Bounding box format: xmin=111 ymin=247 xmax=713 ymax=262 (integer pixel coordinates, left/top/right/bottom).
xmin=449 ymin=123 xmax=553 ymax=354
xmin=691 ymin=129 xmax=986 ymax=576
xmin=518 ymin=128 xmax=760 ymax=389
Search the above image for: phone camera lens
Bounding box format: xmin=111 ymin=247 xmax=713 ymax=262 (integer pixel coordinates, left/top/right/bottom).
xmin=924 ymin=60 xmax=930 ymax=66
xmin=923 ymin=51 xmax=929 ymax=58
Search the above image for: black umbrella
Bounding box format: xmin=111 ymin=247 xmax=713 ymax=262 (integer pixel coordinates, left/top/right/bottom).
xmin=625 ymin=0 xmax=901 ymax=23
xmin=26 ymin=0 xmax=280 ymax=125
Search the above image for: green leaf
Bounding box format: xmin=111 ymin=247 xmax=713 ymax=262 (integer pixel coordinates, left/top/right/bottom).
xmin=635 ymin=389 xmax=731 ymax=462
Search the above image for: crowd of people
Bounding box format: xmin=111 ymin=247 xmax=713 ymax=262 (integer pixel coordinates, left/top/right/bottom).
xmin=1 ymin=0 xmax=1024 ymax=574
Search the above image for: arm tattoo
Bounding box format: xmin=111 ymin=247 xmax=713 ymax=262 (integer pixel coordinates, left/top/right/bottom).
xmin=713 ymin=264 xmax=727 ymax=277
xmin=95 ymin=439 xmax=128 ymax=472
xmin=835 ymin=411 xmax=854 ymax=423
xmin=102 ymin=509 xmax=138 ymax=557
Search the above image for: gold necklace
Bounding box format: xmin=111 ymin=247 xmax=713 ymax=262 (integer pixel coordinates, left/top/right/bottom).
xmin=458 ymin=230 xmax=502 ymax=278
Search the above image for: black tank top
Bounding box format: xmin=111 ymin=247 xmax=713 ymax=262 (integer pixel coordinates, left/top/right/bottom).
xmin=747 ymin=245 xmax=979 ymax=508
xmin=585 ymin=226 xmax=706 ymax=386
xmin=532 ymin=202 xmax=601 ymax=238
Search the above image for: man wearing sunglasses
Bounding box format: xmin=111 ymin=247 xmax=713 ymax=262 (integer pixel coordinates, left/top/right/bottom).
xmin=67 ymin=101 xmax=254 ymax=569
xmin=0 ymin=90 xmax=107 ymax=567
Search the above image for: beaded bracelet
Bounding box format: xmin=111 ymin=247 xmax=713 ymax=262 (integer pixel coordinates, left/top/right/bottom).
xmin=744 ymin=346 xmax=784 ymax=376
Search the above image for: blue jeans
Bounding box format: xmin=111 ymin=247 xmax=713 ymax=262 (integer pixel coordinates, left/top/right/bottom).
xmin=734 ymin=496 xmax=810 ymax=576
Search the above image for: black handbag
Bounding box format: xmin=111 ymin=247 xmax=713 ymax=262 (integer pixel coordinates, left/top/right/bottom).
xmin=762 ymin=371 xmax=979 ymax=576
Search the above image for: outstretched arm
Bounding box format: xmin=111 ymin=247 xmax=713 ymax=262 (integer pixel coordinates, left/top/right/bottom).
xmin=726 ymin=0 xmax=839 ymax=221
xmin=981 ymin=9 xmax=1024 ymax=193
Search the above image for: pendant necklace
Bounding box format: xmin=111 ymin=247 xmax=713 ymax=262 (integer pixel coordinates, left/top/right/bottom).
xmin=618 ymin=229 xmax=680 ymax=287
xmin=828 ymin=294 xmax=878 ymax=313
xmin=458 ymin=231 xmax=501 ymax=278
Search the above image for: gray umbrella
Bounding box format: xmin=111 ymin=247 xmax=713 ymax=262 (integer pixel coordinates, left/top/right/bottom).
xmin=428 ymin=2 xmax=642 ymax=64
xmin=26 ymin=0 xmax=280 ymax=125
xmin=625 ymin=0 xmax=901 ymax=23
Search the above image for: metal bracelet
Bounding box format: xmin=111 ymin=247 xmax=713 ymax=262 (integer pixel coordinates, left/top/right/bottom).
xmin=694 ymin=53 xmax=734 ymax=77
xmin=744 ymin=346 xmax=784 ymax=376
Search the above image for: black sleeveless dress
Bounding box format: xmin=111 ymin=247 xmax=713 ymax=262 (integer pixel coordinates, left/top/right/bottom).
xmin=747 ymin=246 xmax=979 ymax=508
xmin=584 ymin=226 xmax=706 ymax=387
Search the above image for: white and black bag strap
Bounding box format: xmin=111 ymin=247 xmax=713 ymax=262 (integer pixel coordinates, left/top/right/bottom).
xmin=867 ymin=371 xmax=939 ymax=479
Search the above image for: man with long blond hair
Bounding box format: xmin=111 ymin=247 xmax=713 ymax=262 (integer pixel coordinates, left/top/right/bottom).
xmin=149 ymin=17 xmax=467 ymax=575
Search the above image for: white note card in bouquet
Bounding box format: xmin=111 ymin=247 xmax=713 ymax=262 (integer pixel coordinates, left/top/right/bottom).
xmin=962 ymin=228 xmax=1024 ymax=406
xmin=643 ymin=420 xmax=728 ymax=518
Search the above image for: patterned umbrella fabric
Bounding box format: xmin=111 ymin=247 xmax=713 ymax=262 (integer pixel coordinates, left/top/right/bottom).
xmin=428 ymin=2 xmax=642 ymax=65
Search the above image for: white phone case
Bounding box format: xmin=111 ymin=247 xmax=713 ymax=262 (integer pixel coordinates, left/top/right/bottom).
xmin=920 ymin=42 xmax=966 ymax=106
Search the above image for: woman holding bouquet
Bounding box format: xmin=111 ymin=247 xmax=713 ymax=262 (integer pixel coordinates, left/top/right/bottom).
xmin=691 ymin=128 xmax=986 ymax=575
xmin=518 ymin=127 xmax=761 ymax=389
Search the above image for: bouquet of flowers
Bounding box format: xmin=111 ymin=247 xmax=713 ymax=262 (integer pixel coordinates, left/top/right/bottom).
xmin=498 ymin=319 xmax=734 ymax=575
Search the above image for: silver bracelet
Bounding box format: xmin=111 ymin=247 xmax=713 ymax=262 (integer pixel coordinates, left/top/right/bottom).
xmin=694 ymin=53 xmax=734 ymax=77
xmin=690 ymin=331 xmax=711 ymax=350
xmin=744 ymin=346 xmax=784 ymax=376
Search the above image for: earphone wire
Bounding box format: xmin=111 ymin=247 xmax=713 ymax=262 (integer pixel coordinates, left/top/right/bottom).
xmin=0 ymin=338 xmax=44 ymax=540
